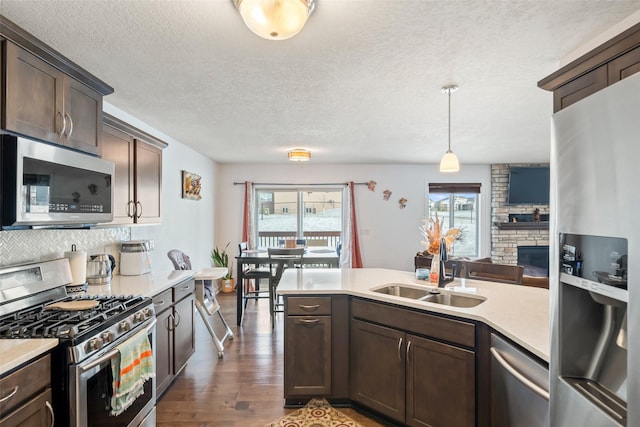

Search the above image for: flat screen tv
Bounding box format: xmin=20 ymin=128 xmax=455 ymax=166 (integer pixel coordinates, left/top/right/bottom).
xmin=507 ymin=166 xmax=550 ymax=205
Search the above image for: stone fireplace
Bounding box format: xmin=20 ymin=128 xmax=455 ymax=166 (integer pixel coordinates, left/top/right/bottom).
xmin=490 ymin=164 xmax=549 ymax=273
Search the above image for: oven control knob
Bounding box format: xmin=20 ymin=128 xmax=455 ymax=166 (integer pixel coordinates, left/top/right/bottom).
xmin=101 ymin=331 xmax=114 ymax=343
xmin=87 ymin=337 xmax=104 ymax=351
xmin=118 ymin=321 xmax=131 ymax=332
xmin=134 ymin=312 xmax=145 ymax=322
xmin=144 ymin=307 xmax=153 ymax=318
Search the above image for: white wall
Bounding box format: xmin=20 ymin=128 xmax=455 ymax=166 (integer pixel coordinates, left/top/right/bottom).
xmin=215 ymin=163 xmax=491 ymax=272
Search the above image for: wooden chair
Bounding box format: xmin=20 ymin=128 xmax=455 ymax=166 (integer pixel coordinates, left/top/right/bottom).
xmin=238 ymin=242 xmax=271 ymax=309
xmin=463 ymin=261 xmax=524 ymax=285
xmin=268 ymin=247 xmax=304 ymax=326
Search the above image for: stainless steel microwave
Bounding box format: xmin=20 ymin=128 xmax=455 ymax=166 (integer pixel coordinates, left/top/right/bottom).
xmin=1 ymin=136 xmax=115 ymax=227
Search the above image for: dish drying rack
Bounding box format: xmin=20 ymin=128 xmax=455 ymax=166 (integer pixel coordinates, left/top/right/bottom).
xmin=194 ymin=268 xmax=234 ymax=357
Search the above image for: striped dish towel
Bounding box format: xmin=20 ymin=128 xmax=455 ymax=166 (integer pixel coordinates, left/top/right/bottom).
xmin=110 ymin=329 xmax=154 ymax=416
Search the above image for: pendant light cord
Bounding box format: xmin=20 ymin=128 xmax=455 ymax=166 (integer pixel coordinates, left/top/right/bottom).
xmin=447 ymin=89 xmax=452 ymax=152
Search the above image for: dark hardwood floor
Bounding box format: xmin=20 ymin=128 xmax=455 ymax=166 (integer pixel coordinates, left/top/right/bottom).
xmin=156 ymin=290 xmax=388 ymax=426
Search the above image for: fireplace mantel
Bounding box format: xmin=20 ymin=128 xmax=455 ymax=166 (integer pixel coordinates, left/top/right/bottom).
xmin=494 ymin=222 xmax=549 ymax=230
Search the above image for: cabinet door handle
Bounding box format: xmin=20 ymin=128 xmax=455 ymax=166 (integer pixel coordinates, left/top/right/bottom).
xmin=45 ymin=400 xmax=55 ymax=427
xmin=406 ymin=340 xmax=412 ymax=363
xmin=56 ymin=111 xmax=65 ymax=137
xmin=174 ymin=310 xmax=181 ymax=327
xmin=154 ymin=300 xmax=165 ymax=307
xmin=397 ymin=337 xmax=403 ymax=362
xmin=167 ymin=313 xmax=175 ymax=331
xmin=136 ymin=201 xmax=143 ymax=219
xmin=127 ymin=200 xmax=135 ymax=218
xmin=0 ymin=386 xmax=18 ymax=403
xmin=180 ymin=285 xmax=191 ymax=291
xmin=63 ymin=112 xmax=73 ymax=139
xmin=298 ymin=318 xmax=320 ymax=326
xmin=490 ymin=347 xmax=550 ymax=401
xmin=299 ymin=304 xmax=320 ymax=311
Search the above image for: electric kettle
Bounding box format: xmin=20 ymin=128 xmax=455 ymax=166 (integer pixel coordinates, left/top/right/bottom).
xmin=87 ymin=254 xmax=115 ymax=285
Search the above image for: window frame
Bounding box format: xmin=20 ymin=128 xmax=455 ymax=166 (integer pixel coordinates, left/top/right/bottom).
xmin=253 ymin=186 xmax=344 ymax=247
xmin=427 ymin=183 xmax=481 ymax=258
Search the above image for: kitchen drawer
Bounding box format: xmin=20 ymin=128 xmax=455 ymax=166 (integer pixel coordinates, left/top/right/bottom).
xmin=173 ymin=279 xmax=195 ymax=302
xmin=152 ymin=289 xmax=173 ymax=314
xmin=286 ymin=297 xmax=332 ymax=316
xmin=351 ymin=298 xmax=475 ymax=348
xmin=0 ymin=354 xmax=50 ymax=416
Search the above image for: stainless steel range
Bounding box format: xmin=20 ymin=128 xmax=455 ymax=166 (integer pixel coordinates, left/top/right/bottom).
xmin=0 ymin=258 xmax=157 ymax=427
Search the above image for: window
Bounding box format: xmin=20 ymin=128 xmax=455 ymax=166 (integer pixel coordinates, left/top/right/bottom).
xmin=427 ymin=183 xmax=481 ymax=257
xmin=255 ymin=188 xmax=343 ymax=248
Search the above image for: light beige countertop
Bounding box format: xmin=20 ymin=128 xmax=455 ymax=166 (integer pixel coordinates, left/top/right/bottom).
xmin=83 ymin=270 xmax=194 ymax=298
xmin=1 ymin=271 xmax=195 ymax=376
xmin=0 ymin=339 xmax=58 ymax=376
xmin=278 ymin=268 xmax=550 ymax=362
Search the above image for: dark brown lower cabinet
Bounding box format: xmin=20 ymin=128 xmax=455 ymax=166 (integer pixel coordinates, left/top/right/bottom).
xmin=283 ymin=295 xmax=349 ymax=404
xmin=406 ymin=333 xmax=475 ymax=427
xmin=153 ymin=279 xmax=196 ymax=397
xmin=351 ymin=298 xmax=476 ymax=427
xmin=285 ymin=315 xmax=332 ymax=396
xmin=350 ymin=319 xmax=405 ymax=420
xmin=0 ymin=354 xmax=53 ymax=427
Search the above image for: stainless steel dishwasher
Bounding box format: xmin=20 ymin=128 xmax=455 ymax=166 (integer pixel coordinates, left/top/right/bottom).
xmin=490 ymin=333 xmax=550 ymax=427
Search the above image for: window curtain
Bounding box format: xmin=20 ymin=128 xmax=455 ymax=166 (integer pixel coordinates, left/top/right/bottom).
xmin=241 ymin=181 xmax=256 ymax=249
xmin=341 ymin=181 xmax=363 ymax=268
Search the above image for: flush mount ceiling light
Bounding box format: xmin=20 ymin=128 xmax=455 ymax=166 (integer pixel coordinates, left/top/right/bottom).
xmin=288 ymin=148 xmax=311 ymax=161
xmin=439 ymin=85 xmax=460 ymax=173
xmin=232 ymin=0 xmax=317 ymax=41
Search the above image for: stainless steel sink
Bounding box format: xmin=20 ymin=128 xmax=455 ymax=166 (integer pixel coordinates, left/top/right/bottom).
xmin=372 ymin=284 xmax=430 ymax=299
xmin=422 ymin=292 xmax=485 ymax=308
xmin=372 ymin=284 xmax=485 ymax=308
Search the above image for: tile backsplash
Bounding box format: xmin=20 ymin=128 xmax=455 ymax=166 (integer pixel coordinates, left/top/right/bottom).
xmin=0 ymin=228 xmax=130 ymax=267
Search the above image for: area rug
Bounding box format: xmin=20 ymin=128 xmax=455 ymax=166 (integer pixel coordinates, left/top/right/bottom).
xmin=265 ymin=398 xmax=362 ymax=427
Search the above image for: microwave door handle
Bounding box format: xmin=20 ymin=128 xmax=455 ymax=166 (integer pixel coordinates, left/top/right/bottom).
xmin=79 ymin=318 xmax=157 ymax=373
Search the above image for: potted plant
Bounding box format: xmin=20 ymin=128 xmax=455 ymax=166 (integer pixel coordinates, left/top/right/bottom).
xmin=211 ymin=242 xmax=235 ymax=293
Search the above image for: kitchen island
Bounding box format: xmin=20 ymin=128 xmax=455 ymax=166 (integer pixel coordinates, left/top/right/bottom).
xmin=277 ymin=267 xmax=549 ymax=427
xmin=278 ymin=267 xmax=549 ymax=360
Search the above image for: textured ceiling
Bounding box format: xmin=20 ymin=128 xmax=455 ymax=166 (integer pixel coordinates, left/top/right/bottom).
xmin=1 ymin=1 xmax=639 ymax=164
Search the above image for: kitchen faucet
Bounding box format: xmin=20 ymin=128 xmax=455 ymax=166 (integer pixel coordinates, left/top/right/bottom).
xmin=438 ymin=237 xmax=456 ymax=288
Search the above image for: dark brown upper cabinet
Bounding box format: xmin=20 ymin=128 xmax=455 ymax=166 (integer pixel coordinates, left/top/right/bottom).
xmin=539 ymin=22 xmax=640 ymax=112
xmin=1 ymin=16 xmax=113 ymax=155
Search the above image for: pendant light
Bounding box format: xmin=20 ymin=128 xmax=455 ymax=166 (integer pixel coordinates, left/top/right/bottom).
xmin=232 ymin=0 xmax=317 ymax=41
xmin=439 ymin=85 xmax=460 ymax=173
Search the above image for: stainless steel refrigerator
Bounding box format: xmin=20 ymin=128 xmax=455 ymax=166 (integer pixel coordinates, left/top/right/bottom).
xmin=550 ymin=71 xmax=640 ymax=426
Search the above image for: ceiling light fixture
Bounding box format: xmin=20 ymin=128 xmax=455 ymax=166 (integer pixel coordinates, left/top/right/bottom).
xmin=288 ymin=148 xmax=311 ymax=162
xmin=439 ymin=85 xmax=460 ymax=173
xmin=232 ymin=0 xmax=317 ymax=41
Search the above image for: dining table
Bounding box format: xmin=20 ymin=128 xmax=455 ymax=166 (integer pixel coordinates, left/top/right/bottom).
xmin=234 ymin=247 xmax=340 ymax=325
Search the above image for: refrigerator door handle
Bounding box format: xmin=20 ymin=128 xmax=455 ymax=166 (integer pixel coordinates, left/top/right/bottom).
xmin=490 ymin=347 xmax=550 ymax=401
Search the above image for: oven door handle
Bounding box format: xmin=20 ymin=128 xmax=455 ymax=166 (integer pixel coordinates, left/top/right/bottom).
xmin=79 ymin=318 xmax=157 ymax=374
